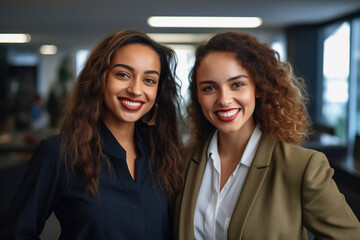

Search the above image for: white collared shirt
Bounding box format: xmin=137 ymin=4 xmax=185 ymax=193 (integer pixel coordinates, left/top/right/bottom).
xmin=194 ymin=124 xmax=262 ymax=240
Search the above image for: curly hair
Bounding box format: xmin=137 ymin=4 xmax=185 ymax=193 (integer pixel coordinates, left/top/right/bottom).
xmin=60 ymin=30 xmax=184 ymax=200
xmin=187 ymin=31 xmax=310 ymax=145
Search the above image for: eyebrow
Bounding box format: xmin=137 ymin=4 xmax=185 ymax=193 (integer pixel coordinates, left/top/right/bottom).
xmin=198 ymin=74 xmax=249 ymax=85
xmin=112 ymin=63 xmax=160 ymax=76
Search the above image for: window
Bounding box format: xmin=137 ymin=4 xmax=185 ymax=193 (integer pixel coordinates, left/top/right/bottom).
xmin=321 ymin=17 xmax=360 ymax=166
xmin=76 ymin=50 xmax=90 ymax=77
xmin=271 ymin=33 xmax=287 ymax=62
xmin=352 ymin=17 xmax=360 ymax=136
xmin=169 ymin=44 xmax=195 ymax=103
xmin=349 ymin=17 xmax=360 ymax=161
xmin=322 ymin=22 xmax=350 ymax=139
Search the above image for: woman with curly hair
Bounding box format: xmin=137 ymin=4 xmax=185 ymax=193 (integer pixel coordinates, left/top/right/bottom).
xmin=174 ymin=31 xmax=360 ymax=240
xmin=1 ymin=30 xmax=183 ymax=239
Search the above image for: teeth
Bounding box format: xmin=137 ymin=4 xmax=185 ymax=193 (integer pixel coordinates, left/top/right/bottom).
xmin=217 ymin=109 xmax=238 ymax=118
xmin=122 ymin=100 xmax=141 ymax=106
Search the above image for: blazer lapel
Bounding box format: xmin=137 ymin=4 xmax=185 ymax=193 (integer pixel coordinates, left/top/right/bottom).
xmin=178 ymin=136 xmax=212 ymax=240
xmin=227 ymin=133 xmax=275 ymax=240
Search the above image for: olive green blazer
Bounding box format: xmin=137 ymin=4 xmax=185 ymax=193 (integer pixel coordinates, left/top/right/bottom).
xmin=174 ymin=133 xmax=360 ymax=240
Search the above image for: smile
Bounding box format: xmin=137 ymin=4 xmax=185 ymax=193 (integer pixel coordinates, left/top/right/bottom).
xmin=122 ymin=99 xmax=141 ymax=107
xmin=215 ymin=109 xmax=240 ymax=122
xmin=217 ymin=109 xmax=238 ymax=117
xmin=119 ymin=97 xmax=144 ymax=110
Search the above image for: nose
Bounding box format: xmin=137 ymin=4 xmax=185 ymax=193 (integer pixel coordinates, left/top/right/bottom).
xmin=217 ymin=88 xmax=232 ymax=107
xmin=127 ymin=79 xmax=142 ymax=97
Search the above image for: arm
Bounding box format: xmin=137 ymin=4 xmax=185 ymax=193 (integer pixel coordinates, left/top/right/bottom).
xmin=0 ymin=138 xmax=61 ymax=239
xmin=301 ymin=152 xmax=360 ymax=240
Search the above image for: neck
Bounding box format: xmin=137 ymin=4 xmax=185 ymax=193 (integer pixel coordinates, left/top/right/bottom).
xmin=103 ymin=119 xmax=135 ymax=148
xmin=218 ymin=122 xmax=256 ymax=162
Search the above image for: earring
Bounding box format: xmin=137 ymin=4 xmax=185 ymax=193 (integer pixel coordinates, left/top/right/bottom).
xmin=142 ymin=103 xmax=158 ymax=126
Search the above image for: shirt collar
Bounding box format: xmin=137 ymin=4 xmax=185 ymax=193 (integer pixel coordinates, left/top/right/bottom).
xmin=241 ymin=124 xmax=262 ymax=167
xmin=207 ymin=124 xmax=262 ymax=169
xmin=99 ymin=121 xmax=146 ymax=160
xmin=207 ymin=129 xmax=221 ymax=172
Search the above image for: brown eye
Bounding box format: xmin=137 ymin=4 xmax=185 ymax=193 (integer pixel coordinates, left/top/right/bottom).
xmin=116 ymin=72 xmax=130 ymax=78
xmin=232 ymin=82 xmax=244 ymax=88
xmin=202 ymin=86 xmax=216 ymax=92
xmin=144 ymin=78 xmax=156 ymax=84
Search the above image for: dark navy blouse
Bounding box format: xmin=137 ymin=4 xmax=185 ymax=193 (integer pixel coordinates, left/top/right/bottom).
xmin=0 ymin=123 xmax=171 ymax=239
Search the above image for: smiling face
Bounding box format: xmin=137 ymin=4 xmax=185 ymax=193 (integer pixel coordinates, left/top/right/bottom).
xmin=103 ymin=43 xmax=160 ymax=127
xmin=196 ymin=51 xmax=258 ymax=136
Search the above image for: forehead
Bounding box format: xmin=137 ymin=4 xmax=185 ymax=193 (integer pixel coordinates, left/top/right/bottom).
xmin=111 ymin=43 xmax=160 ymax=66
xmin=197 ymin=51 xmax=248 ymax=78
xmin=201 ymin=51 xmax=238 ymax=64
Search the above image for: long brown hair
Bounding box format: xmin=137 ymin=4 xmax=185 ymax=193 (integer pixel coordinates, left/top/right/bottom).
xmin=188 ymin=31 xmax=310 ymax=144
xmin=60 ymin=30 xmax=184 ymax=200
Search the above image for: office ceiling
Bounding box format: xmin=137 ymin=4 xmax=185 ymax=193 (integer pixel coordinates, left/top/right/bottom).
xmin=1 ymin=0 xmax=360 ymax=51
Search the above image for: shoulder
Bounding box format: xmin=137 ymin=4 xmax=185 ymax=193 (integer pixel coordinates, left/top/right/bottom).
xmin=43 ymin=135 xmax=61 ymax=149
xmin=275 ymin=140 xmax=325 ymax=160
xmin=267 ymin=134 xmax=327 ymax=166
xmin=29 ymin=135 xmax=62 ymax=166
xmin=258 ymin=134 xmax=329 ymax=175
xmin=36 ymin=135 xmax=61 ymax=155
xmin=182 ymin=141 xmax=199 ymax=162
xmin=181 ymin=135 xmax=212 ymax=180
xmin=183 ymin=134 xmax=212 ymax=163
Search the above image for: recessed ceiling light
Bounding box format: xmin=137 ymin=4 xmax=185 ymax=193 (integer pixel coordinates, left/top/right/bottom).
xmin=147 ymin=33 xmax=213 ymax=43
xmin=0 ymin=34 xmax=31 ymax=43
xmin=40 ymin=45 xmax=58 ymax=55
xmin=148 ymin=16 xmax=262 ymax=28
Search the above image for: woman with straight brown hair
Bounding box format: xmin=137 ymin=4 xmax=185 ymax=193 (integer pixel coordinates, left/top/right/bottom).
xmin=1 ymin=29 xmax=184 ymax=240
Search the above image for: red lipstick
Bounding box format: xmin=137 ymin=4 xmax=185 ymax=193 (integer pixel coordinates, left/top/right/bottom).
xmin=118 ymin=97 xmax=144 ymax=111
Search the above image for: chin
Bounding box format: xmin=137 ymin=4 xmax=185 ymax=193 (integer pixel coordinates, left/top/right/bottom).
xmin=216 ymin=127 xmax=242 ymax=135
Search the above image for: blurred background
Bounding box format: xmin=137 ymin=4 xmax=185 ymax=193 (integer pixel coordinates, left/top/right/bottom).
xmin=1 ymin=0 xmax=360 ymax=238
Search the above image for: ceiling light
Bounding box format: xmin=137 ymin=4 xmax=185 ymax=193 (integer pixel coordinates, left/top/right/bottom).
xmin=148 ymin=16 xmax=262 ymax=28
xmin=0 ymin=34 xmax=31 ymax=43
xmin=40 ymin=45 xmax=58 ymax=55
xmin=147 ymin=33 xmax=213 ymax=43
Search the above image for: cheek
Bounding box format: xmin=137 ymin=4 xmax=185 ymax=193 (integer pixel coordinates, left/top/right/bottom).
xmin=146 ymin=87 xmax=159 ymax=102
xmin=103 ymin=85 xmax=114 ymax=100
xmin=239 ymin=91 xmax=256 ymax=105
xmin=197 ymin=95 xmax=213 ymax=113
xmin=103 ymin=80 xmax=119 ymax=106
xmin=197 ymin=88 xmax=207 ymax=106
xmin=104 ymin=78 xmax=118 ymax=94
